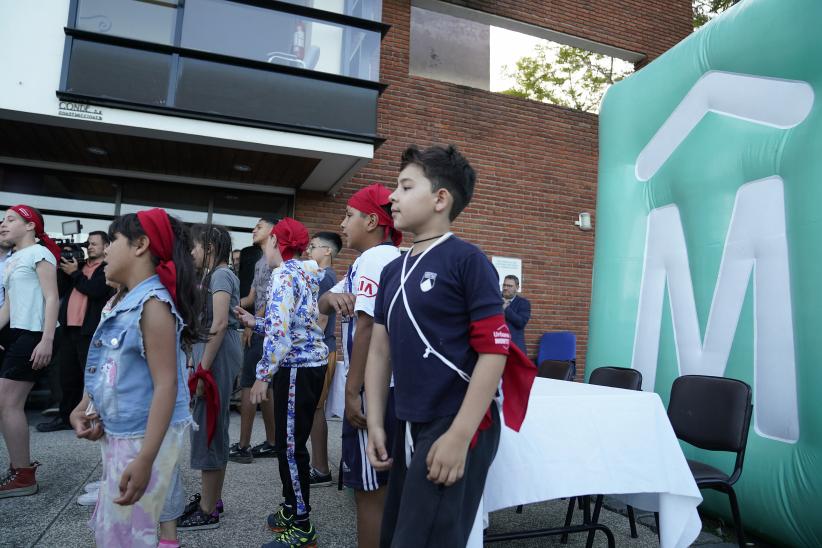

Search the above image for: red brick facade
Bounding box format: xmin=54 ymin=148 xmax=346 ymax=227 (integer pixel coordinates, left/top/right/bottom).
xmin=296 ymin=0 xmax=691 ymax=375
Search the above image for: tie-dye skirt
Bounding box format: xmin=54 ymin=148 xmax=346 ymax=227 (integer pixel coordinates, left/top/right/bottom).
xmin=89 ymin=421 xmax=188 ymax=547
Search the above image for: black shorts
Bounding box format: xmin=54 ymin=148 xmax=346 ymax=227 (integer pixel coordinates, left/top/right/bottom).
xmin=0 ymin=329 xmax=45 ymax=383
xmin=240 ymin=332 xmax=264 ymax=388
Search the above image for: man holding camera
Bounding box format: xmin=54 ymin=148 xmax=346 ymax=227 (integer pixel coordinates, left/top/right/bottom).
xmin=37 ymin=231 xmax=112 ymax=432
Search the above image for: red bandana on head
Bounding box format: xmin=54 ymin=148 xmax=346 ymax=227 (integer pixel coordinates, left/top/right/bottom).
xmin=9 ymin=205 xmax=61 ymax=263
xmin=347 ymin=184 xmax=402 ymax=246
xmin=136 ymin=208 xmax=178 ymax=305
xmin=271 ymin=217 xmax=309 ymax=261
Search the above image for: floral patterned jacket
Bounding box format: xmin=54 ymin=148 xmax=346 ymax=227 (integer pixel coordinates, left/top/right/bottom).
xmin=254 ymin=259 xmax=329 ymax=380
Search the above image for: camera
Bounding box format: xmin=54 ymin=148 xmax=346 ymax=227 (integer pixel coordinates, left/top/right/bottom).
xmin=55 ymin=239 xmax=87 ymax=266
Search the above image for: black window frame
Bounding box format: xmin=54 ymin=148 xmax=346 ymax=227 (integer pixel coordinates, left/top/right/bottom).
xmin=58 ymin=0 xmax=389 ymax=145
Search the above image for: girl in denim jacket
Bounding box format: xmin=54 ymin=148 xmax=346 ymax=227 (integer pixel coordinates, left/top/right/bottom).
xmin=70 ymin=209 xmax=203 ymax=548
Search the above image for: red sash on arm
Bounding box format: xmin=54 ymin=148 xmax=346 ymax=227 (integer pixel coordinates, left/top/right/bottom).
xmin=469 ymin=314 xmax=538 ymax=447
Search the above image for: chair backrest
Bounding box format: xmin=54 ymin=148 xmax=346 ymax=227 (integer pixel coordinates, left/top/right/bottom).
xmin=537 ymin=359 xmax=575 ymax=381
xmin=589 ymin=366 xmax=642 ymax=391
xmin=537 ymin=332 xmax=576 ymax=364
xmin=667 ymin=375 xmax=753 ymax=483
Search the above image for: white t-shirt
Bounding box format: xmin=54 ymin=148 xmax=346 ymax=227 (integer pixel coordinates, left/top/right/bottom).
xmin=330 ymin=243 xmax=400 ymax=369
xmin=3 ymin=244 xmax=57 ymax=331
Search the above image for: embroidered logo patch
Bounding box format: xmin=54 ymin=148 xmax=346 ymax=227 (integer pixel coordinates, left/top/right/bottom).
xmin=493 ymin=324 xmax=511 ymax=350
xmin=420 ymin=272 xmax=437 ymax=292
xmin=357 ymin=276 xmax=379 ymax=298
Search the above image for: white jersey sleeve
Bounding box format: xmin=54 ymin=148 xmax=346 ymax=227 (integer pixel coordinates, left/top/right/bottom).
xmin=353 ymin=245 xmax=400 ymax=317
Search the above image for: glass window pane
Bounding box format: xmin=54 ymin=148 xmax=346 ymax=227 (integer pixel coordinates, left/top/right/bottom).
xmin=66 ymin=40 xmax=171 ymax=105
xmin=280 ymin=0 xmax=382 ymax=22
xmin=175 ymin=57 xmax=377 ymax=136
xmin=181 ymin=0 xmax=380 ymax=81
xmin=75 ymin=0 xmax=178 ymax=45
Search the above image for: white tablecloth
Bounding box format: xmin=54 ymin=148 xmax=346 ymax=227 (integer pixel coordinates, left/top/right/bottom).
xmin=469 ymin=378 xmax=703 ymax=548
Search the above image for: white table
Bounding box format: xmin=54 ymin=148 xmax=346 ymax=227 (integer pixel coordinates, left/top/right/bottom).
xmin=469 ymin=378 xmax=703 ymax=548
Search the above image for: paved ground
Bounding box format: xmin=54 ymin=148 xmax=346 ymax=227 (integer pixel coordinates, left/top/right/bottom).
xmin=2 ymin=410 xmax=755 ymax=547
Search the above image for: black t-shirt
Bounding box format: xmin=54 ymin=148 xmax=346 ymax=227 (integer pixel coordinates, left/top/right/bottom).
xmin=374 ymin=236 xmax=503 ymax=422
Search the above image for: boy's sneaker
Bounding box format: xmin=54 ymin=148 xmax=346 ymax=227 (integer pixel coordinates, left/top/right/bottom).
xmin=263 ymin=522 xmax=318 ymax=548
xmin=228 ymin=443 xmax=253 ymax=464
xmin=77 ymin=490 xmax=99 ymax=506
xmin=266 ymin=504 xmax=295 ymax=533
xmin=251 ymin=441 xmax=277 ymax=458
xmin=177 ymin=507 xmax=219 ymax=530
xmin=0 ymin=462 xmax=39 ymax=499
xmin=308 ymin=467 xmax=332 ymax=487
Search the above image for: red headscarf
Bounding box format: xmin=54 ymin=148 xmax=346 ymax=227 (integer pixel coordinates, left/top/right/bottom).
xmin=271 ymin=217 xmax=309 ymax=261
xmin=9 ymin=205 xmax=61 ymax=263
xmin=347 ymin=184 xmax=402 ymax=246
xmin=136 ymin=208 xmax=178 ymax=305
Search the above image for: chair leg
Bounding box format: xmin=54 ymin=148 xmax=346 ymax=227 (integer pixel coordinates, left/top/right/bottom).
xmin=726 ymin=485 xmax=745 ymax=548
xmin=627 ymin=505 xmax=638 ymax=538
xmin=561 ymin=497 xmax=577 ymax=544
xmin=515 ymin=504 xmax=523 ymax=514
xmin=582 ymin=495 xmax=591 ymax=524
xmin=585 ymin=495 xmax=604 ymax=548
xmin=654 ymin=511 xmax=661 ymax=544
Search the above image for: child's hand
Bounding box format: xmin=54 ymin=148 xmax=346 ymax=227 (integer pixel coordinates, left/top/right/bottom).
xmin=426 ymin=430 xmax=470 ymax=486
xmin=233 ymin=306 xmax=256 ymax=328
xmin=114 ymin=456 xmax=152 ymax=505
xmin=345 ymin=392 xmax=368 ymax=430
xmin=70 ymin=404 xmax=104 ymax=441
xmin=325 ymin=293 xmax=357 ymax=318
xmin=366 ymin=427 xmax=393 ymax=471
xmin=250 ymin=379 xmax=270 ymax=404
xmin=30 ymin=339 xmax=53 ymax=369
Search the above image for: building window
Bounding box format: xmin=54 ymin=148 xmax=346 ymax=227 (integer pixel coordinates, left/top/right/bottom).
xmin=409 ymin=1 xmax=638 ymax=113
xmin=181 ymin=0 xmax=380 ymax=81
xmin=65 ymin=40 xmax=171 ymax=105
xmin=61 ymin=0 xmax=385 ymax=139
xmin=75 ymin=0 xmax=178 ymax=46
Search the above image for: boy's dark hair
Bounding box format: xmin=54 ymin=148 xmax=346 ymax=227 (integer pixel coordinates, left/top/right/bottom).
xmin=108 ymin=213 xmax=204 ymax=346
xmin=400 ymin=144 xmax=476 ymax=221
xmin=259 ymin=216 xmax=279 ymax=226
xmin=504 ymin=274 xmax=520 ymax=286
xmin=312 ymin=231 xmax=343 ymax=257
xmin=88 ymin=230 xmax=110 ymax=245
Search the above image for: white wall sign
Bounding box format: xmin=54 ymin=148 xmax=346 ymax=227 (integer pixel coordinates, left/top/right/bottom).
xmin=491 ymin=256 xmax=522 ymax=291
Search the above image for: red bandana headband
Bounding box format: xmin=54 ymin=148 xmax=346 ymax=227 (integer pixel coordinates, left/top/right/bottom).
xmin=271 ymin=217 xmax=309 ymax=261
xmin=347 ymin=184 xmax=402 ymax=246
xmin=136 ymin=208 xmax=178 ymax=305
xmin=9 ymin=205 xmax=61 ymax=263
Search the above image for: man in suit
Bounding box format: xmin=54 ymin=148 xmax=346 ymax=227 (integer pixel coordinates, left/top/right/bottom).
xmin=502 ymin=274 xmax=531 ymax=354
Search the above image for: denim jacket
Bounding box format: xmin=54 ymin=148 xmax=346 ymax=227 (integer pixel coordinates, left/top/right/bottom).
xmin=85 ymin=275 xmax=191 ymax=438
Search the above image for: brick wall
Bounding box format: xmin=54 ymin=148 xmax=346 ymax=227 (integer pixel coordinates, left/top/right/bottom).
xmin=296 ymin=0 xmax=691 ymax=376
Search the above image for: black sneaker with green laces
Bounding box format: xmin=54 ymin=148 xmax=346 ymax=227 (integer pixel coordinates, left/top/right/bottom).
xmin=266 ymin=504 xmax=295 ymax=533
xmin=262 ymin=522 xmax=318 ymax=548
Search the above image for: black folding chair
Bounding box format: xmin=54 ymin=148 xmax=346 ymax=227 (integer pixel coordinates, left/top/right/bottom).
xmin=562 ymin=367 xmax=643 ymax=546
xmin=537 ymin=359 xmax=576 ymax=381
xmin=668 ymin=375 xmax=753 ymax=548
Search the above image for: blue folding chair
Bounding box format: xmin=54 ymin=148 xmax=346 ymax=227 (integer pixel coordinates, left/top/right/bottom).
xmin=536 ymin=332 xmax=576 ymax=380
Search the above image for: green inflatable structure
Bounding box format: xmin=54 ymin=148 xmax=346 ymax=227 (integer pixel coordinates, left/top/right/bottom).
xmin=587 ymin=0 xmax=821 ymax=544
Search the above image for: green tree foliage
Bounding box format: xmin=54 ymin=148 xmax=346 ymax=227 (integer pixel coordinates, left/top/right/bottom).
xmin=693 ymin=0 xmax=737 ymax=28
xmin=501 ymin=44 xmax=631 ymax=113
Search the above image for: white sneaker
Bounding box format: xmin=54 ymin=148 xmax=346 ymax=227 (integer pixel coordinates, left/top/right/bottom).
xmin=84 ymin=481 xmax=101 ymax=493
xmin=77 ymin=491 xmax=99 ymax=506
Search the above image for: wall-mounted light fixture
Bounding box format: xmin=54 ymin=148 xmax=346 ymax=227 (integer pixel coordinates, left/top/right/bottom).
xmin=575 ymin=212 xmax=592 ymax=231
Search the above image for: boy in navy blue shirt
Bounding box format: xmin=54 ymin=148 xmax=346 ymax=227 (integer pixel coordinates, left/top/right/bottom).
xmin=364 ymin=145 xmax=513 ymax=547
